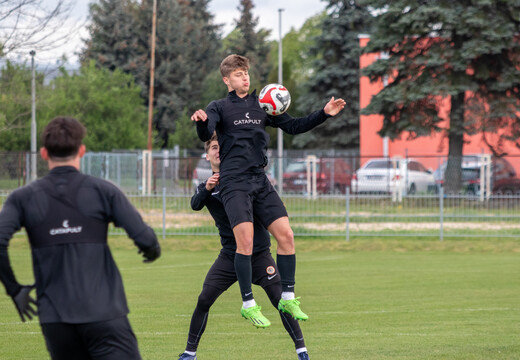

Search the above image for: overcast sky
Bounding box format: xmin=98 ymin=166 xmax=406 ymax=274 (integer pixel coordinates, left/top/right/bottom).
xmin=31 ymin=0 xmax=327 ymax=65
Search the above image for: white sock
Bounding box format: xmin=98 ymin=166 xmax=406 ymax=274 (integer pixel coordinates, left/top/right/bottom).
xmin=242 ymin=299 xmax=256 ymax=309
xmin=282 ymin=291 xmax=295 ymax=300
xmin=296 ymin=347 xmax=308 ymax=354
xmin=184 ymin=351 xmax=196 ymax=356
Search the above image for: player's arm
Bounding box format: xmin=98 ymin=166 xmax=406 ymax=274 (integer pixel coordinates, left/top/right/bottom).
xmin=192 ymin=101 xmax=220 ymax=142
xmin=269 ymin=97 xmax=346 ymax=134
xmin=106 ymin=184 xmax=160 ymax=263
xmin=0 ymin=193 xmax=37 ymax=322
xmin=191 ymin=173 xmax=218 ymax=211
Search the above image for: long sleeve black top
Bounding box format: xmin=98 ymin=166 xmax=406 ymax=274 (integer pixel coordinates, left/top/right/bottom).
xmin=0 ymin=166 xmax=159 ymax=324
xmin=196 ymin=90 xmax=331 ymax=179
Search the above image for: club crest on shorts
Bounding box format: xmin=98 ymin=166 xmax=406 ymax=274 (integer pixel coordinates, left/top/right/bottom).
xmin=266 ymin=266 xmax=276 ymax=275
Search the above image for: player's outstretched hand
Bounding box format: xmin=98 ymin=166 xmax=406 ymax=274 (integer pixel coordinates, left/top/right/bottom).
xmin=139 ymin=244 xmax=161 ymax=263
xmin=324 ymin=97 xmax=346 ymax=116
xmin=11 ymin=284 xmax=37 ymax=322
xmin=191 ymin=109 xmax=208 ymax=122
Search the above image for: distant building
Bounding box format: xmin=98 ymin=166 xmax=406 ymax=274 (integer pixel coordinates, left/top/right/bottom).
xmin=359 ymin=35 xmax=520 ymax=174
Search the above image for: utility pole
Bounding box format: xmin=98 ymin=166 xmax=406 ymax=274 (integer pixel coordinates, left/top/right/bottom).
xmin=147 ymin=0 xmax=157 ymax=151
xmin=277 ymin=8 xmax=284 ymax=194
xmin=30 ymin=50 xmax=37 ymax=182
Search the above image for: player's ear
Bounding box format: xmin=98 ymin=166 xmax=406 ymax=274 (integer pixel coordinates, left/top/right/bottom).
xmin=40 ymin=147 xmax=49 ymax=161
xmin=222 ymin=77 xmax=230 ymax=86
xmin=78 ymin=144 xmax=86 ymax=158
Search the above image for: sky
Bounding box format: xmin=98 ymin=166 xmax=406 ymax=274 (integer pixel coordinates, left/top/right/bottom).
xmin=29 ymin=0 xmax=327 ymax=66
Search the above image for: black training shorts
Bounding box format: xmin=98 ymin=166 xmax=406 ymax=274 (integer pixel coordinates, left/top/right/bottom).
xmin=219 ymin=173 xmax=288 ymax=229
xmin=41 ymin=316 xmax=141 ymax=360
xmin=204 ymin=249 xmax=281 ymax=291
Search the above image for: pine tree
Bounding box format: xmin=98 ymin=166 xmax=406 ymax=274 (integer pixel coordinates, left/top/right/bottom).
xmin=224 ymin=0 xmax=272 ymax=87
xmin=81 ymin=0 xmax=144 ymax=73
xmin=295 ymin=0 xmax=371 ymax=149
xmin=82 ymin=0 xmax=221 ymax=149
xmin=362 ymin=0 xmax=520 ymax=193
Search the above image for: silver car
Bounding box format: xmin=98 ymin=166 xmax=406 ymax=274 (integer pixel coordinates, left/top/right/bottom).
xmin=352 ymin=158 xmax=435 ymax=194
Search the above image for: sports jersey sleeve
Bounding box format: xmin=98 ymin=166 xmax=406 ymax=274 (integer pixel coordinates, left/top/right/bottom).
xmin=196 ymin=101 xmax=220 ymax=142
xmin=191 ymin=182 xmax=211 ymax=211
xmin=0 ymin=192 xmax=24 ymax=296
xmin=267 ymin=109 xmax=331 ymax=134
xmin=104 ymin=183 xmax=159 ymax=252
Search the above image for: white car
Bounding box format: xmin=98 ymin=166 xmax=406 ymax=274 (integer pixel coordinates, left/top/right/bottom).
xmin=352 ymin=158 xmax=435 ymax=194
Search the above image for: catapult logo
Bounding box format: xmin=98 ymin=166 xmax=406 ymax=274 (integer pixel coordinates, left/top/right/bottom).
xmin=50 ymin=219 xmax=83 ymax=236
xmin=233 ymin=112 xmax=262 ymax=126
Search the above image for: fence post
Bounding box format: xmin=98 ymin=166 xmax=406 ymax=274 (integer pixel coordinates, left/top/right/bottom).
xmin=439 ymin=186 xmax=444 ymax=241
xmin=346 ymin=186 xmax=350 ymax=241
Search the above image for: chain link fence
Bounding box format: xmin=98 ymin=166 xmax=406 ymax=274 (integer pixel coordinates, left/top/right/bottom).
xmin=0 ymin=151 xmax=519 ymax=239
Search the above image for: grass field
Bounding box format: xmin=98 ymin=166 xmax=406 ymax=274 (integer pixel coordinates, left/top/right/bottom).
xmin=0 ymin=236 xmax=519 ymax=360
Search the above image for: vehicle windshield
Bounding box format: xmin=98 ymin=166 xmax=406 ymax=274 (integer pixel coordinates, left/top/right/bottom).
xmin=365 ymin=160 xmax=399 ymax=169
xmin=286 ymin=161 xmax=321 ymax=172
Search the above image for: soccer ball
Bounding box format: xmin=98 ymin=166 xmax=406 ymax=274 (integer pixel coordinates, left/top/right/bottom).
xmin=258 ymin=83 xmax=291 ymax=116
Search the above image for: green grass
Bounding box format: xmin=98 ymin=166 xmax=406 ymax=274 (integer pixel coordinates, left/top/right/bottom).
xmin=0 ymin=237 xmax=519 ymax=359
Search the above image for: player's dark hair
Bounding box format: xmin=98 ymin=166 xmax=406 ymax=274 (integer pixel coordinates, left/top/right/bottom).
xmin=204 ymin=132 xmax=218 ymax=153
xmin=41 ymin=117 xmax=86 ymax=159
xmin=220 ymin=54 xmax=249 ymax=78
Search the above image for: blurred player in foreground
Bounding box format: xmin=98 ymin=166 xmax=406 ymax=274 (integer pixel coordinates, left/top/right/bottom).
xmin=0 ymin=117 xmax=161 ymax=360
xmin=177 ymin=134 xmax=310 ymax=360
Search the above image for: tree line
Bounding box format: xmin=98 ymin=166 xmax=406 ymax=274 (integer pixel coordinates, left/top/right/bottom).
xmin=1 ymin=0 xmax=519 ymax=192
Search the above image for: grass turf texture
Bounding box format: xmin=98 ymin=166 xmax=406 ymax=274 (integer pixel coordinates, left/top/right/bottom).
xmin=0 ymin=236 xmax=518 ymax=360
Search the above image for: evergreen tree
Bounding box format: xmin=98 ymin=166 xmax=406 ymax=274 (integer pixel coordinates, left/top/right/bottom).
xmin=295 ymin=0 xmax=371 ymax=149
xmin=361 ymin=0 xmax=520 ymax=193
xmin=81 ymin=0 xmax=144 ymax=73
xmin=82 ymin=0 xmax=221 ymax=149
xmin=224 ymin=0 xmax=272 ymax=87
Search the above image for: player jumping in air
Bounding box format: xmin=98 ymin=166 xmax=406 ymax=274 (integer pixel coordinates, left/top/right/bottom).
xmin=191 ymin=54 xmax=345 ymax=327
xmin=178 ymin=134 xmax=310 ymax=360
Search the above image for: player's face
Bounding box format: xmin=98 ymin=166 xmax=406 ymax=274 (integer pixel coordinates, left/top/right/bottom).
xmin=223 ymin=68 xmax=250 ymax=96
xmin=206 ymin=140 xmax=220 ymax=170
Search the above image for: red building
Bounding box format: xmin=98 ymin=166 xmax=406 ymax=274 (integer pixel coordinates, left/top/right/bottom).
xmin=359 ymin=35 xmax=520 ymax=174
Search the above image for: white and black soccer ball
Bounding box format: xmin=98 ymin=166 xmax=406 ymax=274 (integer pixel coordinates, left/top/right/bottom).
xmin=258 ymin=83 xmax=291 ymax=116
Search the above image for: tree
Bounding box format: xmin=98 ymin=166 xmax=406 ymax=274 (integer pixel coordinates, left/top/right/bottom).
xmin=265 ymin=13 xmax=325 ymax=148
xmin=223 ymin=0 xmax=272 ymax=87
xmin=0 ymin=60 xmax=44 ymax=150
xmin=40 ymin=61 xmax=148 ymax=151
xmin=0 ymin=0 xmax=80 ymax=57
xmin=81 ymin=0 xmax=144 ymax=74
xmin=83 ymin=0 xmax=221 ymax=149
xmin=295 ymin=0 xmax=372 ymax=149
xmin=361 ymin=0 xmax=520 ymax=193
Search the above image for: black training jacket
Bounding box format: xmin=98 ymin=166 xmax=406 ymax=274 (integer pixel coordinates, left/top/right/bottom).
xmin=191 ymin=180 xmax=271 ymax=255
xmin=196 ymin=90 xmax=331 ymax=179
xmin=0 ymin=166 xmax=159 ymax=324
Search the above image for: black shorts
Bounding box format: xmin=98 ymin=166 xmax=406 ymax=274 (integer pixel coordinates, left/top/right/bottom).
xmin=219 ymin=173 xmax=288 ymax=229
xmin=40 ymin=316 xmax=141 ymax=360
xmin=204 ymin=249 xmax=281 ymax=291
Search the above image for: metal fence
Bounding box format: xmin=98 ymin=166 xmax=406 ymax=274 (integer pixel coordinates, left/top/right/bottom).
xmin=1 ymin=151 xmax=520 ymax=240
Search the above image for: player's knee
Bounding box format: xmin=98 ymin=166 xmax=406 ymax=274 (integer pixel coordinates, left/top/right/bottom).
xmin=275 ymin=228 xmax=294 ymax=250
xmin=196 ymin=293 xmax=214 ymax=312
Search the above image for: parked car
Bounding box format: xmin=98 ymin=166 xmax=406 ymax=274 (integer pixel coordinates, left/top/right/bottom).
xmin=282 ymin=158 xmax=353 ymax=194
xmin=351 ymin=158 xmax=435 ymax=194
xmin=433 ymin=155 xmax=517 ymax=194
xmin=192 ymin=154 xmax=278 ymax=190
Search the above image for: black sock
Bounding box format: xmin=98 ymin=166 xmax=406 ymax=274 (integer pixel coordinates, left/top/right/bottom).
xmin=277 ymin=254 xmax=296 ymax=293
xmin=234 ymin=253 xmax=253 ymax=301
